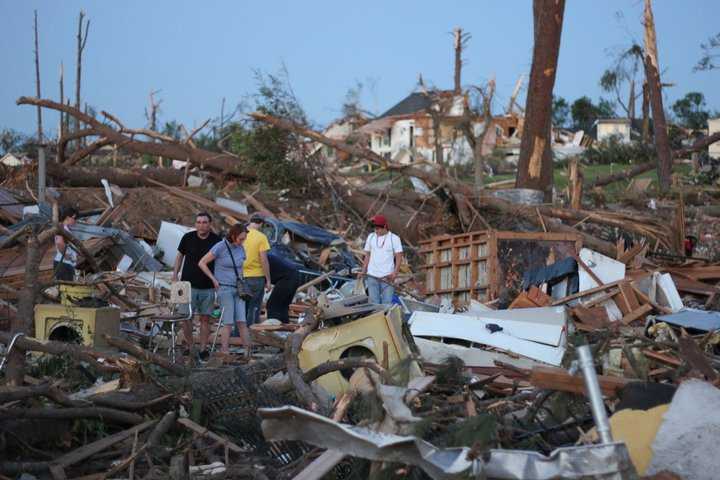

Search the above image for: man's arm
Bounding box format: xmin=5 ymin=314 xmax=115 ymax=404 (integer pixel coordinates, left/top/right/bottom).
xmin=360 ymin=252 xmax=370 ymax=276
xmin=172 ymin=252 xmax=184 ymax=282
xmin=390 ymin=252 xmax=404 ymax=281
xmin=259 ymin=250 xmax=272 ymax=291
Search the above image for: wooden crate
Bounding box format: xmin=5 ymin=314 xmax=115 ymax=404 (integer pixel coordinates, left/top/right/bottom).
xmin=419 ymin=230 xmax=581 ymax=307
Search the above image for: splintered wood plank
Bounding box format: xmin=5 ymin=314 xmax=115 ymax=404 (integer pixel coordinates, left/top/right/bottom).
xmin=529 ymin=366 xmax=628 ymax=398
xmin=621 ymin=303 xmax=653 ymax=325
xmin=678 ymin=336 xmax=719 ymax=381
xmin=571 ymin=305 xmax=610 ymax=330
xmin=618 ymin=281 xmax=641 ymax=311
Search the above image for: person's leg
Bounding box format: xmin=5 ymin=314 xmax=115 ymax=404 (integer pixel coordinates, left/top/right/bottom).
xmin=245 ymin=277 xmax=266 ymax=325
xmin=218 ymin=287 xmax=235 ymax=355
xmin=236 ymin=296 xmax=251 ymax=358
xmin=198 ymin=316 xmax=210 ymax=352
xmin=366 ymin=276 xmax=381 ymax=304
xmin=266 ymin=276 xmax=296 ymax=323
xmin=181 ymin=319 xmax=193 ymax=353
xmin=219 ymin=325 xmax=231 ymax=354
xmin=194 ymin=289 xmax=214 ymax=353
xmin=381 ymin=283 xmax=395 ymax=305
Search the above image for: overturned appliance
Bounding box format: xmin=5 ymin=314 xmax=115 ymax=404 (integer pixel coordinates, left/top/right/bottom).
xmin=409 ymin=306 xmax=568 ymax=368
xmin=299 ymin=305 xmax=421 ymax=395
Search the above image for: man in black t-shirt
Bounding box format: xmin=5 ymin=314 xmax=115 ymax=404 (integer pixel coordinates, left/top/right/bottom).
xmin=172 ymin=212 xmax=221 ymax=360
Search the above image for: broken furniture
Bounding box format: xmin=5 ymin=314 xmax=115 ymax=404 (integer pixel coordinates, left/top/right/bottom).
xmin=420 ymin=230 xmax=581 ymax=307
xmin=147 ymin=283 xmax=193 ymax=362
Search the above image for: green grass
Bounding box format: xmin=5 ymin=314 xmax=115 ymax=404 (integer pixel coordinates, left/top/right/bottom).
xmin=348 ymin=161 xmax=695 ymax=202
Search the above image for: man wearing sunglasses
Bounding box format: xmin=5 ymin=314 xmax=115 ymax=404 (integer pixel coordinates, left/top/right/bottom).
xmin=360 ymin=214 xmax=404 ymax=305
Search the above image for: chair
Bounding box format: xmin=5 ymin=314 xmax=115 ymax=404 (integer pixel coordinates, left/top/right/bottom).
xmin=149 ymin=282 xmax=193 ymax=363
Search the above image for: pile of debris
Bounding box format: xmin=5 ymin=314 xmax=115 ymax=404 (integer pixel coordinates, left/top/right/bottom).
xmin=0 ymin=169 xmax=718 ymax=480
xmin=2 ymin=106 xmax=720 ymax=479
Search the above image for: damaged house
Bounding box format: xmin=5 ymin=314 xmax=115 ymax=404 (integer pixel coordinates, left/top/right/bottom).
xmin=359 ymin=89 xmax=520 ymax=166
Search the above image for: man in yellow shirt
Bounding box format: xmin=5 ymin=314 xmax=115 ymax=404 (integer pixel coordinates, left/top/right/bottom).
xmin=243 ymin=214 xmax=272 ymax=327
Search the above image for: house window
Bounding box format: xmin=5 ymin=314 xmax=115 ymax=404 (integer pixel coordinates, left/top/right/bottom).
xmin=383 ymin=128 xmax=391 ymax=147
xmin=409 ymin=126 xmax=415 ymax=147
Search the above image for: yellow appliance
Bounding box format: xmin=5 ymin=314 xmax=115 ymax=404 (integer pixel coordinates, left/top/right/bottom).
xmin=34 ymin=304 xmax=120 ymax=350
xmin=58 ymin=284 xmax=97 ymax=306
xmin=298 ymin=305 xmax=417 ymax=395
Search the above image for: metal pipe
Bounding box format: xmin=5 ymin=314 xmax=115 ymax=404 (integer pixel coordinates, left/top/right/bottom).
xmin=576 ymin=344 xmax=613 ymax=444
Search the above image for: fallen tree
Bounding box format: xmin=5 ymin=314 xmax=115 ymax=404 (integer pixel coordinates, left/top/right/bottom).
xmin=585 ymin=131 xmax=720 ymax=188
xmin=17 ymin=96 xmax=252 ymax=178
xmin=251 ymin=112 xmax=619 ymax=256
xmin=46 ymin=163 xmax=187 ymax=187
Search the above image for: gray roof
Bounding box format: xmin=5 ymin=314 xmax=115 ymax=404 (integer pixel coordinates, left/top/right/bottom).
xmin=379 ymin=92 xmax=433 ymax=118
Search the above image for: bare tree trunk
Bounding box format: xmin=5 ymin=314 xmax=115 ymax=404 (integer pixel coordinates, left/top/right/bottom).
xmin=569 ymin=157 xmax=583 ymax=209
xmin=6 ymin=231 xmax=46 ymax=385
xmin=474 ymin=78 xmax=495 ymax=194
xmin=58 ymin=62 xmax=64 ymax=159
xmin=74 ymin=10 xmax=89 ymax=143
xmin=643 ymin=0 xmax=672 ymax=192
xmin=453 ymin=27 xmax=463 ymax=94
xmin=219 ymin=97 xmax=226 ymax=134
xmin=628 ymin=79 xmax=636 ymax=122
xmin=641 ymin=82 xmax=650 ymax=142
xmin=33 ymin=10 xmax=43 ymax=143
xmin=516 ymin=0 xmax=566 ymax=201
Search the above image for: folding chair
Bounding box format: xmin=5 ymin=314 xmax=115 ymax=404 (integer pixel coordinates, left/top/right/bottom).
xmin=149 ymin=282 xmax=193 ymax=363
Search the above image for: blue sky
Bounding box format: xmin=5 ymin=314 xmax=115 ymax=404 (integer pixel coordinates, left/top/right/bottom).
xmin=1 ymin=0 xmax=718 ymax=136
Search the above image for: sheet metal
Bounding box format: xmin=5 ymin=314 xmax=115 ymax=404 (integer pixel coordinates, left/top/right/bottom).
xmin=260 ymin=406 xmax=638 ymax=480
xmin=657 ymin=308 xmax=720 ymax=332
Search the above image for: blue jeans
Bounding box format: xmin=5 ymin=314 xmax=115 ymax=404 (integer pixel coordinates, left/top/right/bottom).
xmin=366 ymin=276 xmax=394 ymax=304
xmin=244 ymin=277 xmax=266 ymax=326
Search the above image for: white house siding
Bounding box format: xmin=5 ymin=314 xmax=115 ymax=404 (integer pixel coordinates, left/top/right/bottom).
xmin=597 ymin=121 xmax=631 ymax=143
xmin=709 ymin=118 xmax=720 ymax=159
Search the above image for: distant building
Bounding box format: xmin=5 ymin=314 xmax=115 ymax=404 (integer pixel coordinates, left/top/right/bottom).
xmin=592 ymin=118 xmax=632 ymax=143
xmin=0 ymin=153 xmax=32 ymax=167
xmin=360 ymin=90 xmax=517 ymax=166
xmin=709 ymin=118 xmax=720 ymax=159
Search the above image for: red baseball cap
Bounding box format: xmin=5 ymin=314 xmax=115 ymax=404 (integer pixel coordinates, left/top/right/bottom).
xmin=371 ymin=214 xmax=388 ymax=227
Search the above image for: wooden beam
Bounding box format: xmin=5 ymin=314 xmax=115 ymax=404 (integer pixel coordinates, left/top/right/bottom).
xmin=621 ymin=303 xmax=652 ymax=325
xmin=529 ymin=365 xmax=629 ymax=398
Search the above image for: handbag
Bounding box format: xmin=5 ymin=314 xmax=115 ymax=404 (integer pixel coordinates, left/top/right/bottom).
xmin=224 ymin=240 xmax=252 ymax=300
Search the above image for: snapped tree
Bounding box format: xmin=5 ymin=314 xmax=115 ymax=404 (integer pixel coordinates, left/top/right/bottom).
xmin=516 ymin=0 xmax=566 ymax=201
xmin=642 ymin=0 xmax=673 ymax=192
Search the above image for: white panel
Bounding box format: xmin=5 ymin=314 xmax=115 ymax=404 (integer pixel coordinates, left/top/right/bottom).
xmin=156 ymin=221 xmax=194 ymax=267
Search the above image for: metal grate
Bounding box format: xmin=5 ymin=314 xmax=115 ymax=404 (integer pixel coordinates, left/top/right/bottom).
xmin=191 ymin=358 xmax=311 ymax=466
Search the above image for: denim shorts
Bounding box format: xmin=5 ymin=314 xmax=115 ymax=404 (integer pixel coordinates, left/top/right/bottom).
xmin=178 ymin=288 xmax=215 ymax=316
xmin=218 ymin=285 xmax=246 ymax=326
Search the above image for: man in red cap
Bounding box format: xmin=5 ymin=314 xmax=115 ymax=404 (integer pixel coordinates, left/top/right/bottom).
xmin=360 ymin=214 xmax=404 ymax=304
